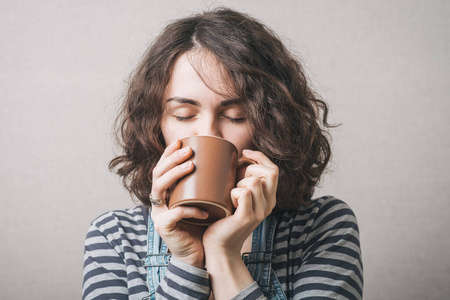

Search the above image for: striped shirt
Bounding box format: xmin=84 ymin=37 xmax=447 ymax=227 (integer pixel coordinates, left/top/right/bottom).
xmin=83 ymin=196 xmax=363 ymax=299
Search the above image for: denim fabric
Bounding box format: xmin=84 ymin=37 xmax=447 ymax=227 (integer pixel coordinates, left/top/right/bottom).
xmin=243 ymin=213 xmax=287 ymax=299
xmin=141 ymin=217 xmax=170 ymax=300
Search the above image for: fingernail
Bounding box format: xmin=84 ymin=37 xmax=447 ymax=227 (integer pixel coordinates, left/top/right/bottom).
xmin=201 ymin=210 xmax=209 ymax=217
xmin=169 ymin=139 xmax=180 ymax=147
xmin=180 ymin=146 xmax=190 ymax=154
xmin=180 ymin=161 xmax=192 ymax=169
xmin=231 ymin=188 xmax=241 ymax=198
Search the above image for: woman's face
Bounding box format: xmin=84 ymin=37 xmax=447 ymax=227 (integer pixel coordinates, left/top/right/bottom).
xmin=160 ymin=51 xmax=253 ymax=155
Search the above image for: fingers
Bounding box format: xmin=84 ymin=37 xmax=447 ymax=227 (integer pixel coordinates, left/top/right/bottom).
xmin=151 ymin=140 xmax=194 ymax=202
xmin=242 ymin=149 xmax=277 ymax=168
xmin=237 ymin=149 xmax=278 ymax=213
xmin=235 ymin=176 xmax=270 ymax=218
xmin=159 ymin=139 xmax=182 ymax=161
xmin=153 ymin=140 xmax=192 ymax=179
xmin=153 ymin=160 xmax=194 ymax=197
xmin=236 ymin=176 xmax=264 ymax=201
xmin=150 ymin=141 xmax=207 ymax=265
xmin=153 ymin=206 xmax=209 ymax=232
xmin=150 ymin=205 xmax=207 ymax=269
xmin=241 ymin=150 xmax=278 ymax=188
xmin=231 ymin=188 xmax=253 ymax=219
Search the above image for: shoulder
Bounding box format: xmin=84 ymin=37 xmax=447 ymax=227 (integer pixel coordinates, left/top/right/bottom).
xmin=89 ymin=206 xmax=147 ymax=229
xmin=275 ymin=195 xmax=361 ymax=259
xmin=278 ymin=196 xmax=359 ymax=229
xmin=274 ymin=196 xmax=363 ymax=298
xmin=85 ymin=206 xmax=148 ymax=250
xmin=88 ymin=206 xmax=147 ymax=234
xmin=83 ymin=206 xmax=149 ymax=299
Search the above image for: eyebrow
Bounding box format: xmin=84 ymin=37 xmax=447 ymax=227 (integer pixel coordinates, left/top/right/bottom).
xmin=166 ymin=97 xmax=242 ymax=107
xmin=166 ymin=97 xmax=200 ymax=106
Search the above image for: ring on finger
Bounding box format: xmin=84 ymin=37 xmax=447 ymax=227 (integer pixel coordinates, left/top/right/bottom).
xmin=149 ymin=194 xmax=166 ymax=206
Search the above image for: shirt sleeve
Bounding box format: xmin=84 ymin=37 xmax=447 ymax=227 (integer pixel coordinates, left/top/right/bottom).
xmin=293 ymin=199 xmax=364 ymax=300
xmin=231 ymin=281 xmax=265 ymax=300
xmin=157 ymin=259 xmax=266 ymax=300
xmin=156 ymin=256 xmax=211 ymax=299
xmin=82 ymin=209 xmax=148 ymax=300
xmin=82 ymin=222 xmax=129 ymax=300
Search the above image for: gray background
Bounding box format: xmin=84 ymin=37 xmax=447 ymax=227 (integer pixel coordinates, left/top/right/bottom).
xmin=1 ymin=0 xmax=449 ymax=299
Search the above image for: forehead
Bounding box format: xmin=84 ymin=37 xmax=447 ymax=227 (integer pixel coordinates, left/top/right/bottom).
xmin=167 ymin=50 xmax=237 ymax=98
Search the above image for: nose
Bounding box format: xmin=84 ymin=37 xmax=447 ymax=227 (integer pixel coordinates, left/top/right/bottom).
xmin=195 ymin=117 xmax=222 ymax=138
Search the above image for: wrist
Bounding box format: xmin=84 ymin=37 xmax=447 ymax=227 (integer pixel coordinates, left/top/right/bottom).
xmin=204 ymin=251 xmax=254 ymax=299
xmin=204 ymin=245 xmax=241 ymax=264
xmin=205 ymin=249 xmax=241 ymax=267
xmin=174 ymin=254 xmax=205 ymax=269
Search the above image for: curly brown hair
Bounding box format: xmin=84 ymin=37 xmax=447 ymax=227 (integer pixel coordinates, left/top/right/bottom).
xmin=109 ymin=8 xmax=333 ymax=210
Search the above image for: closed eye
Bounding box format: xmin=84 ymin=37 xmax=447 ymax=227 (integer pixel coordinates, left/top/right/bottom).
xmin=222 ymin=115 xmax=246 ymax=123
xmin=174 ymin=115 xmax=195 ymax=122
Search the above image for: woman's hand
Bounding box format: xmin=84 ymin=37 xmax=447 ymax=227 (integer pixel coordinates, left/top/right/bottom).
xmin=150 ymin=139 xmax=208 ymax=268
xmin=202 ymin=149 xmax=279 ymax=299
xmin=203 ymin=149 xmax=278 ymax=255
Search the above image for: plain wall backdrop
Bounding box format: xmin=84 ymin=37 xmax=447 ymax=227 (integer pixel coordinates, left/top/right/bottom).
xmin=1 ymin=0 xmax=449 ymax=299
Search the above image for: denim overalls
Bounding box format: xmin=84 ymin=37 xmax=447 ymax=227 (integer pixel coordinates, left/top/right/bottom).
xmin=142 ymin=212 xmax=287 ymax=299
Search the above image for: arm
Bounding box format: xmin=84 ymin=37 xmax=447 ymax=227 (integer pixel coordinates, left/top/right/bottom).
xmin=150 ymin=139 xmax=208 ymax=268
xmin=82 ymin=209 xmax=149 ymax=299
xmin=202 ymin=149 xmax=278 ymax=300
xmin=150 ymin=139 xmax=212 ymax=298
xmin=82 ymin=221 xmax=129 ymax=300
xmin=156 ymin=257 xmax=211 ymax=299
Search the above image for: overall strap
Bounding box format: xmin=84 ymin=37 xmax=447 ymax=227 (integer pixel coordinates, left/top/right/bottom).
xmin=141 ymin=211 xmax=171 ymax=300
xmin=242 ymin=212 xmax=287 ymax=299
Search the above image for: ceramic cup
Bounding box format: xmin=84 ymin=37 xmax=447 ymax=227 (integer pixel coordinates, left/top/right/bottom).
xmin=168 ymin=135 xmax=253 ymax=225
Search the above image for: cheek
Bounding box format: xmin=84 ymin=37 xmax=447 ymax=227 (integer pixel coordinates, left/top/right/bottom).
xmin=160 ymin=118 xmax=174 ymax=145
xmin=232 ymin=132 xmax=253 ymax=154
xmin=160 ymin=119 xmax=192 ymax=145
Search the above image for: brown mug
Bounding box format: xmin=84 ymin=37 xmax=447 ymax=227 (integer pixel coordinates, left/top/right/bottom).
xmin=168 ymin=135 xmax=253 ymax=225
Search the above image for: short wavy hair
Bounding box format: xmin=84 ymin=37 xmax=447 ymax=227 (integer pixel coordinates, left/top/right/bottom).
xmin=110 ymin=8 xmax=333 ymax=210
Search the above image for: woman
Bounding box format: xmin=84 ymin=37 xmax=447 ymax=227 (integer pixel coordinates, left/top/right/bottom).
xmin=83 ymin=8 xmax=363 ymax=300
